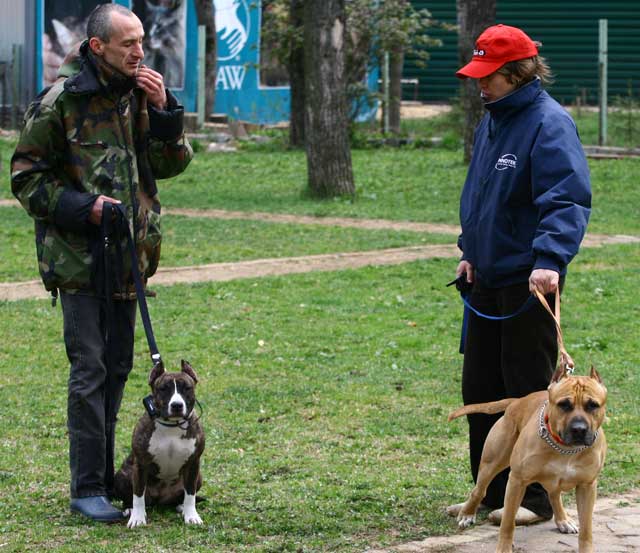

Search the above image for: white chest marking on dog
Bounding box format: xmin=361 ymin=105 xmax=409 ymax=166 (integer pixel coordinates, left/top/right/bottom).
xmin=148 ymin=423 xmax=196 ymax=481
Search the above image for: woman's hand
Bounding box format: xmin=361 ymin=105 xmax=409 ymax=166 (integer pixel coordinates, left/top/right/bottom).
xmin=456 ymin=260 xmax=474 ymax=283
xmin=529 ymin=268 xmax=559 ymax=295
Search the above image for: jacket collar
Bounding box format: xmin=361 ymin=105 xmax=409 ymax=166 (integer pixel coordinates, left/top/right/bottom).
xmin=484 ymin=77 xmax=543 ymax=121
xmin=61 ymin=40 xmax=136 ymax=98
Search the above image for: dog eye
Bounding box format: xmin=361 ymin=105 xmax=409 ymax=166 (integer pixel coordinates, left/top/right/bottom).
xmin=557 ymin=399 xmax=573 ymax=412
xmin=585 ymin=399 xmax=600 ymax=412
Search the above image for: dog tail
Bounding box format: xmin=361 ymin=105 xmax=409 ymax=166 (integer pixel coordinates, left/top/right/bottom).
xmin=447 ymin=398 xmax=518 ymax=421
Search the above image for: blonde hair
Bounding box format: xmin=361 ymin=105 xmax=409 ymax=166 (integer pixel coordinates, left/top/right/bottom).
xmin=497 ymin=53 xmax=554 ymax=87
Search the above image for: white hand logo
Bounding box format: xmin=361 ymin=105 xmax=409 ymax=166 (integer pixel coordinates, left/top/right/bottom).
xmin=215 ymin=0 xmax=248 ymax=60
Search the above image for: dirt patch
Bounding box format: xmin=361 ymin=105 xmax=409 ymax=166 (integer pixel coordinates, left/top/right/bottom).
xmin=165 ymin=207 xmax=460 ymax=235
xmin=2 ymin=201 xmax=638 ymax=302
xmin=0 ymin=244 xmax=460 ymax=302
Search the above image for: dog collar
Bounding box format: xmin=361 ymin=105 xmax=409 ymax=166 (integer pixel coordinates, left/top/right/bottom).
xmin=538 ymin=401 xmax=597 ymax=455
xmin=153 ymin=398 xmax=204 ymax=429
xmin=156 ymin=410 xmax=194 ymax=429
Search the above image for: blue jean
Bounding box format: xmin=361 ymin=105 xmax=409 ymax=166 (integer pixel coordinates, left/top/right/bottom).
xmin=60 ymin=292 xmax=136 ymax=498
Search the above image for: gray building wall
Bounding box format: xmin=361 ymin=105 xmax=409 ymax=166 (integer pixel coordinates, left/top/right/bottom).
xmin=0 ymin=0 xmax=26 ymax=62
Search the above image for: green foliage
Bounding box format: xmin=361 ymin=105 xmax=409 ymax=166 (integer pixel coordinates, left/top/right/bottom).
xmin=0 ymin=253 xmax=638 ymax=551
xmin=259 ymin=0 xmax=449 ymax=123
xmin=610 ymin=81 xmax=640 ymax=148
xmin=0 ymin=132 xmax=639 ymax=550
xmin=349 ymin=0 xmax=448 ymax=67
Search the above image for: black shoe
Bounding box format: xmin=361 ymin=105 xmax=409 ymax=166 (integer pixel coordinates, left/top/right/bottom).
xmin=70 ymin=495 xmax=124 ymax=522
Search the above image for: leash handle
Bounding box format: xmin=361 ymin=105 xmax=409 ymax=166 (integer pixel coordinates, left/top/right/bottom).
xmin=533 ymin=288 xmax=574 ymax=373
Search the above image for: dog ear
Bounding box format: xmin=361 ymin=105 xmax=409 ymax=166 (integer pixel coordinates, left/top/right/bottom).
xmin=549 ymin=364 xmax=567 ymax=387
xmin=148 ymin=361 xmax=165 ymax=387
xmin=181 ymin=359 xmax=199 ymax=384
xmin=590 ymin=365 xmax=603 ymax=383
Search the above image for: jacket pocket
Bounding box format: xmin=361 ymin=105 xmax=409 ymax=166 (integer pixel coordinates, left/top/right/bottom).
xmin=38 ymin=224 xmax=92 ymax=291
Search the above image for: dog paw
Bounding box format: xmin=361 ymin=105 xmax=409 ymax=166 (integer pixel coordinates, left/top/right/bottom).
xmin=182 ymin=508 xmax=203 ymax=525
xmin=556 ymin=518 xmax=579 ymax=534
xmin=457 ymin=514 xmax=476 ymax=529
xmin=127 ymin=512 xmax=147 ymax=528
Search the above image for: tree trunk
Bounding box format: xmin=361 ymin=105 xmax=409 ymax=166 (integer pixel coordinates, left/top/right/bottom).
xmin=389 ymin=46 xmax=404 ymax=134
xmin=303 ymin=0 xmax=354 ymax=197
xmin=194 ymin=0 xmax=217 ymax=118
xmin=457 ymin=0 xmax=495 ymax=163
xmin=289 ymin=0 xmax=305 ymax=147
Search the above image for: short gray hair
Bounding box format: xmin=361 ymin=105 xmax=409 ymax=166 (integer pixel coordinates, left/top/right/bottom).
xmin=86 ymin=3 xmax=134 ymax=42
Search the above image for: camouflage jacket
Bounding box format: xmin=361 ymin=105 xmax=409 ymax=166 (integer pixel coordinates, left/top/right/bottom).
xmin=11 ymin=41 xmax=192 ymax=296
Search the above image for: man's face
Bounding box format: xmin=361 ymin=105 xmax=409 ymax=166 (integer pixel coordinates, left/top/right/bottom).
xmin=91 ymin=11 xmax=145 ymax=77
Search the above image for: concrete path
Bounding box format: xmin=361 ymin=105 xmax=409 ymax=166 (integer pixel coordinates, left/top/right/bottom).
xmin=366 ymin=489 xmax=640 ymax=552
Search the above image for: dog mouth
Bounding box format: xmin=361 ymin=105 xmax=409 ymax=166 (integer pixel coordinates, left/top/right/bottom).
xmin=167 ymin=403 xmax=187 ymax=418
xmin=562 ymin=425 xmax=596 ymax=446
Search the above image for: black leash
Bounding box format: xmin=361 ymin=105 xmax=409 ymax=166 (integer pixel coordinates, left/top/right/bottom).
xmin=100 ymin=202 xmax=204 ymax=428
xmin=101 ymin=201 xmax=163 ymax=371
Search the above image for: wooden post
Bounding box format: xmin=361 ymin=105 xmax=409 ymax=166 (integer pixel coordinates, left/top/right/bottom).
xmin=598 ymin=19 xmax=608 ymax=146
xmin=197 ymin=25 xmax=206 ymax=129
xmin=11 ymin=44 xmax=22 ymax=129
xmin=383 ymin=51 xmax=390 ymax=134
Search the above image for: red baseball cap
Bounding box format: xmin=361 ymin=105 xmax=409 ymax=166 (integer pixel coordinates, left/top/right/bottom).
xmin=456 ymin=24 xmax=539 ymax=79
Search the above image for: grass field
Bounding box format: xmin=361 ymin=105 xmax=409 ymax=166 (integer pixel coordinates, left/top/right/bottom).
xmin=0 ymin=119 xmax=639 ymax=552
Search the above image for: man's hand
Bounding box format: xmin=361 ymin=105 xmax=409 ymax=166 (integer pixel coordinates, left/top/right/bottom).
xmin=456 ymin=260 xmax=475 ymax=283
xmin=136 ymin=65 xmax=167 ymax=110
xmin=529 ymin=268 xmax=559 ymax=295
xmin=89 ymin=195 xmax=121 ymax=225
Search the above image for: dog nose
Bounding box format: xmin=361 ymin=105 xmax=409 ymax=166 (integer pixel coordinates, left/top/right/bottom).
xmin=170 ymin=401 xmax=184 ymax=413
xmin=569 ymin=419 xmax=589 ymax=442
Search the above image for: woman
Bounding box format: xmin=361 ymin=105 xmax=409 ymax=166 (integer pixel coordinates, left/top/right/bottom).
xmin=450 ymin=24 xmax=591 ymax=525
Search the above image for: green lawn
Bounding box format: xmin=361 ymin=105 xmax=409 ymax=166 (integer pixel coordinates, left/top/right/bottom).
xmin=0 ymin=127 xmax=639 ymax=552
xmin=0 ymin=207 xmax=453 ymax=283
xmin=0 ymin=250 xmax=638 ymax=552
xmin=3 ymin=127 xmax=639 ymax=235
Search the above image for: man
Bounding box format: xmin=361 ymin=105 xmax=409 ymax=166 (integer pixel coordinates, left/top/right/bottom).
xmin=11 ymin=4 xmax=192 ymax=522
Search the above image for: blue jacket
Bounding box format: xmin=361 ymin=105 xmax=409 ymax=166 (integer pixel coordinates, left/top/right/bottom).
xmin=458 ymin=78 xmax=591 ymax=288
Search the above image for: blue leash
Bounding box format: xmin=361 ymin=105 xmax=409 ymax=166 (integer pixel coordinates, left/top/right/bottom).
xmin=459 ymin=292 xmax=537 ymax=321
xmin=456 ymin=291 xmax=537 ymax=354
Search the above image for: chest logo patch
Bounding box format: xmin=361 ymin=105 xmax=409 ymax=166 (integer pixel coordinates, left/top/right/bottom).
xmin=495 ymin=153 xmax=517 ymax=171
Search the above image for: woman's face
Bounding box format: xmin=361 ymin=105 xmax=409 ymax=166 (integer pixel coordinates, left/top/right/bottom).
xmin=477 ymin=71 xmax=517 ymax=102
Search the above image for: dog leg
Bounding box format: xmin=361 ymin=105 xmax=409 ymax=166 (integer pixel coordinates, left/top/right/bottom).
xmin=495 ymin=475 xmax=526 ymax=553
xmin=458 ymin=417 xmax=515 ymax=529
xmin=179 ymin=459 xmax=203 ymax=525
xmin=127 ymin=461 xmax=147 ymax=528
xmin=575 ymin=481 xmax=597 ymax=553
xmin=549 ymin=489 xmax=578 ymax=534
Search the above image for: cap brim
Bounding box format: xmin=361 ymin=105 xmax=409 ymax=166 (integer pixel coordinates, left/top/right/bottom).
xmin=455 ymin=59 xmax=505 ymax=79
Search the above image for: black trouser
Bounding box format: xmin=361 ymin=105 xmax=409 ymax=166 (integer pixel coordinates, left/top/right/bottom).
xmin=61 ymin=292 xmax=136 ymax=499
xmin=461 ymin=279 xmax=561 ymax=518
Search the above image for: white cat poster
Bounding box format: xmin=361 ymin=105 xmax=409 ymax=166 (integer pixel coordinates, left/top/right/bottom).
xmin=132 ymin=0 xmax=187 ymax=89
xmin=42 ymin=0 xmax=106 ymax=86
xmin=42 ymin=0 xmax=186 ymax=90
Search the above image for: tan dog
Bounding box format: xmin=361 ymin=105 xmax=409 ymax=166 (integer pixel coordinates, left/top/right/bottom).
xmin=448 ymin=366 xmax=607 ymax=553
